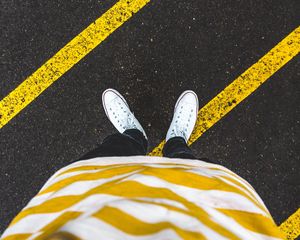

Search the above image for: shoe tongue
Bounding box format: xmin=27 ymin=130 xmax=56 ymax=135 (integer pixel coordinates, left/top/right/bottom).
xmin=173 ymin=125 xmax=187 ymax=141
xmin=126 ymin=116 xmax=135 ymax=129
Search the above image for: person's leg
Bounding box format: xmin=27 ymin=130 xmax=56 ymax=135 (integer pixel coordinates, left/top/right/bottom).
xmin=79 ymin=129 xmax=148 ymax=160
xmin=162 ymin=136 xmax=215 ymax=163
xmin=162 ymin=136 xmax=196 ymax=159
xmin=163 ymin=90 xmax=215 ymax=163
xmin=79 ymin=88 xmax=148 ymax=161
xmin=164 ymin=90 xmax=198 ymax=160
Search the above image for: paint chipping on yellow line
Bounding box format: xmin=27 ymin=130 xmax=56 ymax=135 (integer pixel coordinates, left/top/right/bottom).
xmin=149 ymin=26 xmax=300 ymax=156
xmin=279 ymin=208 xmax=300 ymax=240
xmin=0 ymin=0 xmax=150 ymax=128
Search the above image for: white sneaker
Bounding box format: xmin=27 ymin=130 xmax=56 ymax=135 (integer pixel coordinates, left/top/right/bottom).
xmin=166 ymin=90 xmax=199 ymax=142
xmin=102 ymin=88 xmax=147 ymax=139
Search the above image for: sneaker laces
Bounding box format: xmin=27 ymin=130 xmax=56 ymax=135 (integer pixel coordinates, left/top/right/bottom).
xmin=169 ymin=106 xmax=192 ymax=141
xmin=170 ymin=124 xmax=188 ymax=141
xmin=125 ymin=113 xmax=137 ymax=129
xmin=113 ymin=99 xmax=137 ymax=130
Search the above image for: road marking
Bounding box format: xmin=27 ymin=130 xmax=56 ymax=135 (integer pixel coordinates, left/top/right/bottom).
xmin=149 ymin=26 xmax=300 ymax=239
xmin=0 ymin=1 xmax=298 ymax=238
xmin=280 ymin=209 xmax=300 ymax=240
xmin=149 ymin=26 xmax=300 ymax=156
xmin=0 ymin=0 xmax=150 ymax=128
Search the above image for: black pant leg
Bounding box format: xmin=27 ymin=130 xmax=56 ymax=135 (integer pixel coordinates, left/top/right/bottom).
xmin=78 ymin=129 xmax=148 ymax=160
xmin=162 ymin=137 xmax=196 ymax=159
xmin=162 ymin=137 xmax=215 ymax=163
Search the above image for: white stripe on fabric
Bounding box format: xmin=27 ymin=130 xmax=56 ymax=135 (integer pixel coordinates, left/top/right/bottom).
xmin=186 ymin=168 xmax=256 ymax=194
xmin=2 ymin=194 xmax=122 ymax=238
xmin=202 ymin=206 xmax=280 ymax=240
xmin=5 ymin=193 xmax=192 ymax=238
xmin=209 ymin=167 xmax=259 ymax=192
xmin=185 ymin=168 xmax=267 ymax=209
xmin=107 ymin=200 xmax=227 ymax=240
xmin=245 ymin=232 xmax=282 ymax=240
xmin=23 ymin=192 xmax=53 ymax=210
xmin=132 ymin=197 xmax=188 ymax=210
xmin=184 ymin=167 xmax=260 ymax=200
xmin=52 ymin=156 xmax=259 ymax=201
xmin=219 ymin=173 xmax=269 ymax=212
xmin=184 ymin=168 xmax=220 ymax=178
xmin=28 ymin=232 xmax=43 ymax=240
xmin=219 ymin=176 xmax=268 ymax=212
xmin=40 ymin=169 xmax=102 ymax=191
xmin=121 ymin=174 xmax=268 ymax=216
xmin=59 ymin=216 xmax=182 ymax=240
xmin=185 ymin=168 xmax=236 ymax=179
xmin=40 ymin=164 xmax=138 ymax=192
xmin=49 ymin=156 xmax=225 ymax=178
xmin=138 ymin=164 xmax=193 ymax=169
xmin=28 ymin=170 xmax=141 ymax=208
xmin=47 ymin=163 xmax=193 ymax=190
xmin=1 ymin=212 xmax=61 ymax=238
xmin=53 ymin=157 xmax=267 ymax=216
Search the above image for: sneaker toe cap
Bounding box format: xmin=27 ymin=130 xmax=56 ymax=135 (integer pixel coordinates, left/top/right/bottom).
xmin=182 ymin=92 xmax=198 ymax=104
xmin=103 ymin=91 xmax=119 ymax=104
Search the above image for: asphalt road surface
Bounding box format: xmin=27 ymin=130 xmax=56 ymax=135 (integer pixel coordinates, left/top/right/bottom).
xmin=0 ymin=0 xmax=299 ymax=233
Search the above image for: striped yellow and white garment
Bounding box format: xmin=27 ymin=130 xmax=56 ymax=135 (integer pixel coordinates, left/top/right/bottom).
xmin=2 ymin=156 xmax=283 ymax=240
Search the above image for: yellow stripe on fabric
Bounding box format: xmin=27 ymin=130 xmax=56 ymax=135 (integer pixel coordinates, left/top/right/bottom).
xmin=56 ymin=164 xmax=251 ymax=199
xmin=0 ymin=0 xmax=150 ymax=128
xmin=2 ymin=234 xmax=32 ymax=240
xmin=10 ymin=180 xmax=263 ymax=239
xmin=279 ymin=208 xmax=300 ymax=240
xmin=149 ymin=26 xmax=300 ymax=156
xmin=203 ymin=166 xmax=261 ymax=201
xmin=139 ymin=167 xmax=267 ymax=213
xmin=56 ymin=165 xmax=115 ymax=177
xmin=10 ymin=180 xmax=209 ymax=226
xmin=142 ymin=167 xmax=246 ymax=193
xmin=219 ymin=209 xmax=283 ymax=238
xmin=93 ymin=205 xmax=206 ymax=239
xmin=56 ymin=162 xmax=196 ymax=177
xmin=9 ymin=195 xmax=83 ymax=227
xmin=42 ymin=232 xmax=81 ymax=240
xmin=41 ymin=165 xmax=264 ymax=214
xmin=35 ymin=211 xmax=82 ymax=240
xmin=218 ymin=171 xmax=267 ymax=211
xmin=39 ymin=165 xmax=142 ymax=195
xmin=130 ymin=199 xmax=240 ymax=239
xmin=220 ymin=175 xmax=263 ymax=207
xmin=10 ymin=166 xmax=266 ymax=228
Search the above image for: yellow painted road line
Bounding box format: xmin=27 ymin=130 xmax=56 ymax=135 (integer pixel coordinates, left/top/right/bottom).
xmin=149 ymin=26 xmax=300 ymax=239
xmin=149 ymin=26 xmax=300 ymax=156
xmin=280 ymin=208 xmax=300 ymax=240
xmin=0 ymin=0 xmax=150 ymax=128
xmin=1 ymin=3 xmax=299 ymax=238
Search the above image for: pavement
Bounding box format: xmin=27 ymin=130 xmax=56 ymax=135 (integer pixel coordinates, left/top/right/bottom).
xmin=0 ymin=0 xmax=299 ymax=234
